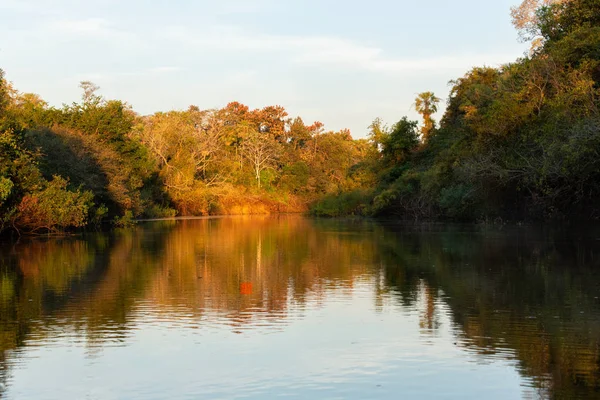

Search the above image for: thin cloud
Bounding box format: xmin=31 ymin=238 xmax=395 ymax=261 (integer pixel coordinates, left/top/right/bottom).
xmin=49 ymin=18 xmax=111 ymax=35
xmin=224 ymin=70 xmax=259 ymax=85
xmin=72 ymin=73 xmax=107 ymax=82
xmin=214 ymin=0 xmax=273 ymax=15
xmin=71 ymin=67 xmax=184 ymax=83
xmin=148 ymin=66 xmax=183 ymax=73
xmin=0 ymin=0 xmax=44 ymax=13
xmin=300 ymin=53 xmax=517 ymax=73
xmin=41 ymin=17 xmax=142 ymax=47
xmin=165 ymin=26 xmax=514 ymax=74
xmin=38 ymin=17 xmax=145 ymax=48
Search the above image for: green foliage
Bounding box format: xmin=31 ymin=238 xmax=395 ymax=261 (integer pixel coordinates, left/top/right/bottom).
xmin=59 ymin=99 xmax=135 ymax=141
xmin=537 ymin=0 xmax=600 ymax=43
xmin=0 ymin=177 xmax=13 ymax=204
xmin=1 ymin=69 xmax=373 ymax=233
xmin=113 ymin=210 xmax=137 ymax=228
xmin=438 ymin=184 xmax=475 ymax=219
xmin=414 ymin=92 xmax=441 ymax=140
xmin=0 ymin=69 xmax=17 ymax=133
xmin=310 ymin=0 xmax=600 ymax=222
xmin=381 ymin=118 xmax=419 ymax=165
xmin=90 ymin=204 xmax=109 ymax=227
xmin=368 ymin=117 xmax=388 ymax=151
xmin=15 ymin=176 xmax=94 ymax=233
xmin=278 ymin=162 xmax=310 ymax=193
xmin=0 ymin=129 xmax=45 ymax=231
xmin=144 ymin=204 xmax=177 ymax=219
xmin=371 ymin=188 xmax=399 ymax=215
xmin=2 ymin=0 xmax=598 ymax=229
xmin=25 ymin=127 xmax=152 ymax=217
xmin=311 ymin=190 xmax=370 ymax=217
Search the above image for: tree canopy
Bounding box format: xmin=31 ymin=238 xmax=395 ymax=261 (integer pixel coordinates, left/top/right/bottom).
xmin=312 ymin=0 xmax=600 ymax=221
xmin=1 ymin=0 xmax=599 ymax=232
xmin=0 ymin=72 xmax=366 ymax=233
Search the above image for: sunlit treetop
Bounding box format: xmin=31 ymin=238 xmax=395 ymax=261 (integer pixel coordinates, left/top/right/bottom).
xmin=511 ymin=0 xmax=572 ymax=50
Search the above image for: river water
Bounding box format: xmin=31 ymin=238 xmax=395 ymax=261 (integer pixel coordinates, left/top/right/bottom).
xmin=0 ymin=216 xmax=598 ymax=399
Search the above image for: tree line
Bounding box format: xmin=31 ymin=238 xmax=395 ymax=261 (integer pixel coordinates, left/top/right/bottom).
xmin=1 ymin=0 xmax=598 ymax=233
xmin=0 ymin=75 xmax=369 ymax=233
xmin=313 ymin=0 xmax=600 ymax=222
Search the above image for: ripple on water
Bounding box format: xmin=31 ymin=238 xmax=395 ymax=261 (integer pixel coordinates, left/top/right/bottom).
xmin=1 ymin=218 xmax=599 ymax=399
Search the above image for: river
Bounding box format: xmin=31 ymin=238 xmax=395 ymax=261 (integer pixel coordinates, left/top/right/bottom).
xmin=0 ymin=216 xmax=598 ymax=399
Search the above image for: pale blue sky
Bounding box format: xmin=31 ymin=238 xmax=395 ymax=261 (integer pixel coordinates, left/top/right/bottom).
xmin=0 ymin=0 xmax=527 ymax=138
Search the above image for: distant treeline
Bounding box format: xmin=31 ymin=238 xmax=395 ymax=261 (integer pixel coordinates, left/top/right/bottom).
xmin=313 ymin=0 xmax=600 ymax=222
xmin=0 ymin=77 xmax=368 ymax=233
xmin=1 ymin=0 xmax=599 ymax=234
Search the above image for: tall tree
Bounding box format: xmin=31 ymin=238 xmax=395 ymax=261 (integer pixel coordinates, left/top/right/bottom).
xmin=0 ymin=69 xmax=17 ymax=132
xmin=382 ymin=117 xmax=419 ymax=164
xmin=510 ymin=0 xmax=571 ymax=49
xmin=241 ymin=129 xmax=279 ymax=189
xmin=368 ymin=118 xmax=388 ymax=153
xmin=79 ymin=81 xmax=101 ymax=106
xmin=414 ymin=92 xmax=440 ymax=142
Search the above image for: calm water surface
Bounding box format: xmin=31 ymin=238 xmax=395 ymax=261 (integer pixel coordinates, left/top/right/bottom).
xmin=0 ymin=216 xmax=599 ymax=399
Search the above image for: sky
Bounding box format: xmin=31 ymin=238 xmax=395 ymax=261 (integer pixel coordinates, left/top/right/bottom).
xmin=0 ymin=0 xmax=529 ymax=138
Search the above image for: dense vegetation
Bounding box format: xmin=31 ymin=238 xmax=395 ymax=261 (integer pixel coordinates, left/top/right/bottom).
xmin=313 ymin=0 xmax=600 ymax=221
xmin=1 ymin=0 xmax=599 ymax=233
xmin=0 ymin=74 xmax=368 ymax=233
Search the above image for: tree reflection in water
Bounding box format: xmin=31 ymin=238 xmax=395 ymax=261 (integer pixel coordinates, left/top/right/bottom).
xmin=0 ymin=216 xmax=598 ymax=398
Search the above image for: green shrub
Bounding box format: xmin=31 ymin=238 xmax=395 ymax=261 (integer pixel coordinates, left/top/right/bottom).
xmin=15 ymin=176 xmax=93 ymax=232
xmin=145 ymin=204 xmax=177 ymax=219
xmin=90 ymin=204 xmax=109 ymax=227
xmin=311 ymin=190 xmax=370 ymax=217
xmin=113 ymin=210 xmax=137 ymax=228
xmin=438 ymin=184 xmax=475 ymax=219
xmin=0 ymin=177 xmax=13 ymax=204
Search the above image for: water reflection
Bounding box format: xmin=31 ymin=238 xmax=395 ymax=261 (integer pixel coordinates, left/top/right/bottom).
xmin=0 ymin=216 xmax=598 ymax=399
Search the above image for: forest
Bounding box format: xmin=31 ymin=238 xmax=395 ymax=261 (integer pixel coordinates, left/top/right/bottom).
xmin=313 ymin=0 xmax=600 ymax=221
xmin=0 ymin=76 xmax=370 ymax=233
xmin=1 ymin=0 xmax=599 ymax=233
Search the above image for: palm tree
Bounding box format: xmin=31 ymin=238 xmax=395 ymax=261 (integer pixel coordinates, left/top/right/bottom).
xmin=414 ymin=92 xmax=440 ymax=142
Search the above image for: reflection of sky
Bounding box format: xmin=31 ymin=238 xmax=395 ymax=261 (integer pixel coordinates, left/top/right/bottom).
xmin=6 ymin=281 xmax=528 ymax=400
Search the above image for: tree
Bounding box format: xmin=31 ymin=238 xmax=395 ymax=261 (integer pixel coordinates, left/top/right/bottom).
xmin=537 ymin=0 xmax=600 ymax=44
xmin=414 ymin=92 xmax=440 ymax=142
xmin=254 ymin=105 xmax=288 ymax=142
xmin=140 ymin=111 xmax=202 ymax=192
xmin=79 ymin=81 xmax=101 ymax=106
xmin=368 ymin=118 xmax=388 ymax=153
xmin=189 ymin=108 xmax=226 ymax=183
xmin=1 ymin=66 xmax=378 ymax=224
xmin=13 ymin=93 xmax=49 ymax=129
xmin=0 ymin=69 xmax=19 ymax=132
xmin=241 ymin=129 xmax=279 ymax=189
xmin=510 ymin=0 xmax=571 ymax=50
xmin=15 ymin=176 xmax=93 ymax=233
xmin=309 ymin=121 xmax=324 ymax=156
xmin=0 ymin=70 xmax=10 ymax=116
xmin=382 ymin=117 xmax=419 ymax=164
xmin=288 ymin=117 xmax=311 ymax=150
